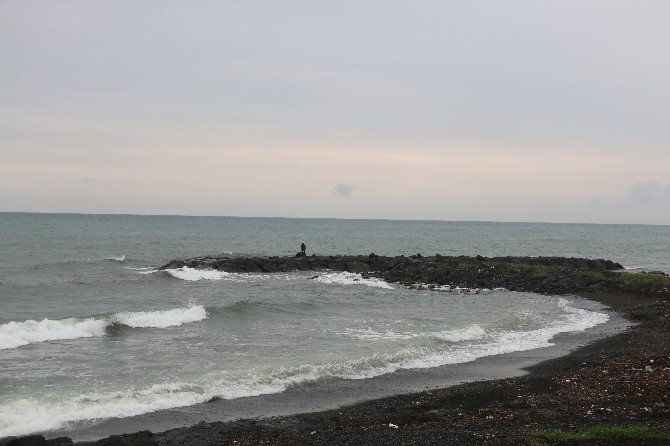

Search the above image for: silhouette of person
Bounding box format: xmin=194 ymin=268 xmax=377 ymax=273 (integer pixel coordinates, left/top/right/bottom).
xmin=301 ymin=242 xmax=306 ymax=254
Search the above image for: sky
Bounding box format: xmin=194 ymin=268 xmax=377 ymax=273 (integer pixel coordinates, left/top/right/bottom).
xmin=1 ymin=1 xmax=669 ymax=224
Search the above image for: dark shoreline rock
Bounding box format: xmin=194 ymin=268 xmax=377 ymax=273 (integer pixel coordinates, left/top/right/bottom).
xmin=160 ymin=254 xmax=670 ymax=297
xmin=0 ymin=435 xmax=72 ymax=446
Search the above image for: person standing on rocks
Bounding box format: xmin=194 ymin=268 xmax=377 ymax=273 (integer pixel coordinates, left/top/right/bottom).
xmin=301 ymin=242 xmax=306 ymax=254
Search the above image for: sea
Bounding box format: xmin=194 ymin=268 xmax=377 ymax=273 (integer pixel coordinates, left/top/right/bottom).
xmin=1 ymin=213 xmax=669 ymax=438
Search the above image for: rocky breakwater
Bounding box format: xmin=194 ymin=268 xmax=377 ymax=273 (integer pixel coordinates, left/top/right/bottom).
xmin=161 ymin=254 xmax=670 ymax=297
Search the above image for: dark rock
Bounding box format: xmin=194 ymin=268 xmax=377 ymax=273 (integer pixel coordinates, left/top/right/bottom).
xmin=2 ymin=436 xmax=45 ymax=446
xmin=158 ymin=254 xmax=664 ymax=297
xmin=346 ymin=261 xmax=370 ymax=273
xmin=0 ymin=437 xmax=72 ymax=446
xmin=328 ymin=259 xmax=346 ymax=270
xmin=95 ymin=431 xmax=158 ymax=446
xmin=45 ymin=439 xmax=72 ymax=446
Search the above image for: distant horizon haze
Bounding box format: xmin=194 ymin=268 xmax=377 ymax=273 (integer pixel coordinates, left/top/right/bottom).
xmin=1 ymin=211 xmax=668 ymax=227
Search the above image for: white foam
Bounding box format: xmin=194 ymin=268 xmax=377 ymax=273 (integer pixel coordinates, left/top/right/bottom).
xmin=136 ymin=268 xmax=159 ymax=275
xmin=428 ymin=285 xmax=505 ymax=294
xmin=0 ymin=298 xmax=609 ymax=437
xmin=0 ymin=305 xmax=208 ymax=350
xmin=402 ymin=298 xmax=609 ymax=369
xmin=0 ymin=318 xmax=107 ymax=351
xmin=113 ymin=305 xmax=207 ymax=328
xmin=336 ymin=300 xmax=607 ymax=373
xmin=164 ymin=266 xmax=234 ymax=281
xmin=0 ymin=357 xmax=402 ymax=437
xmin=344 ymin=328 xmax=419 ymax=341
xmin=162 ymin=266 xmax=279 ymax=282
xmin=106 ymin=255 xmax=126 ymax=262
xmin=314 ymin=272 xmax=394 ymax=289
xmin=147 ymin=268 xmax=394 ymax=289
xmin=433 ymin=325 xmax=487 ymax=342
xmin=161 ymin=267 xmax=393 ymax=288
xmin=344 ymin=325 xmax=486 ymax=342
xmin=623 ymin=265 xmax=643 ymax=270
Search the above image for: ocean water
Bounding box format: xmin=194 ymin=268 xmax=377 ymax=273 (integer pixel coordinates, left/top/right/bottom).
xmin=0 ymin=213 xmax=668 ymax=438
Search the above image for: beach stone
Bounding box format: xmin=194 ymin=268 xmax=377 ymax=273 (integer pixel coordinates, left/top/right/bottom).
xmin=0 ymin=436 xmax=72 ymax=446
xmin=2 ymin=436 xmax=44 ymax=446
xmin=44 ymin=439 xmax=72 ymax=446
xmin=346 ymin=260 xmax=370 ymax=273
xmin=95 ymin=431 xmax=158 ymax=446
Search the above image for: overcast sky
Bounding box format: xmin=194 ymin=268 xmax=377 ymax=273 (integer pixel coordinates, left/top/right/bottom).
xmin=1 ymin=1 xmax=669 ymax=224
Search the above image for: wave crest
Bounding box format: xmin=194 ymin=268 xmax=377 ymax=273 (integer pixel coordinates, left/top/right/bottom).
xmin=113 ymin=305 xmax=207 ymax=328
xmin=0 ymin=305 xmax=208 ymax=350
xmin=164 ymin=267 xmax=231 ymax=281
xmin=106 ymin=255 xmax=126 ymax=262
xmin=0 ymin=318 xmax=107 ymax=351
xmin=314 ymin=272 xmax=394 ymax=289
xmin=0 ymin=299 xmax=609 ymax=437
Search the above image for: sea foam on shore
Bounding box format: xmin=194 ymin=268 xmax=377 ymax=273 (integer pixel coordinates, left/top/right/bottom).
xmin=0 ymin=297 xmax=608 ymax=438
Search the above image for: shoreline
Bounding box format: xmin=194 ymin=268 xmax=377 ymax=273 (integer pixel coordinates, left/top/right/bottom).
xmin=80 ymin=292 xmax=668 ymax=445
xmin=4 ymin=253 xmax=670 ymax=445
xmin=29 ymin=294 xmax=633 ymax=445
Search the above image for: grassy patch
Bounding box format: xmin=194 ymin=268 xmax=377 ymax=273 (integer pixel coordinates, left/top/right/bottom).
xmin=483 ymin=260 xmax=515 ymax=270
xmin=531 ymin=424 xmax=670 ymax=445
xmin=576 ymin=270 xmax=605 ymax=280
xmin=529 ymin=264 xmax=552 ymax=279
xmin=456 ymin=260 xmax=474 ymax=269
xmin=617 ymin=272 xmax=670 ymax=285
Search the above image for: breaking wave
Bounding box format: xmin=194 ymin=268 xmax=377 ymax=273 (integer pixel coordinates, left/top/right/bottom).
xmin=313 ymin=272 xmax=394 ymax=289
xmin=158 ymin=267 xmax=394 ymax=289
xmin=0 ymin=318 xmax=108 ymax=351
xmin=0 ymin=305 xmax=207 ymax=350
xmin=164 ymin=266 xmax=234 ymax=281
xmin=112 ymin=306 xmax=207 ymax=329
xmin=106 ymin=255 xmax=126 ymax=262
xmin=160 ymin=267 xmax=273 ymax=282
xmin=0 ymin=298 xmax=608 ymax=437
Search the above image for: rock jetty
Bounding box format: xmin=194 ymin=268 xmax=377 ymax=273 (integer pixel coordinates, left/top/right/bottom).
xmin=161 ymin=254 xmax=670 ymax=297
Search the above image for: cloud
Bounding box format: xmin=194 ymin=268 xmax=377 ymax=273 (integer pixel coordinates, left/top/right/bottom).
xmin=333 ymin=183 xmax=356 ymax=198
xmin=629 ymin=181 xmax=670 ymax=205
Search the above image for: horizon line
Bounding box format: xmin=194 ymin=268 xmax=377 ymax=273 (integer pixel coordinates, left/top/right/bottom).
xmin=1 ymin=211 xmax=668 ymax=227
